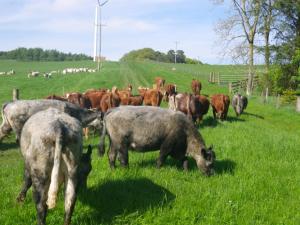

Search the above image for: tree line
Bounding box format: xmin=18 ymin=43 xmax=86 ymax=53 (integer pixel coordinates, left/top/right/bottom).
xmin=120 ymin=48 xmax=203 ymax=64
xmin=0 ymin=48 xmax=92 ymax=61
xmin=213 ymin=0 xmax=300 ymax=95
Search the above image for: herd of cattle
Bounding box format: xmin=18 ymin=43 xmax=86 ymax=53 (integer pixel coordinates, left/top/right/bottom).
xmin=0 ymin=77 xmax=248 ymax=225
xmin=46 ymin=77 xmax=248 ymax=123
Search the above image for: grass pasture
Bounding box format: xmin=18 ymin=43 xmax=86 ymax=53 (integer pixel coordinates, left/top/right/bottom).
xmin=0 ymin=60 xmax=299 ymax=225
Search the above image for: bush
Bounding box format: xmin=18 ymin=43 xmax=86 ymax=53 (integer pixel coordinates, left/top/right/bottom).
xmin=281 ymin=89 xmax=297 ymax=104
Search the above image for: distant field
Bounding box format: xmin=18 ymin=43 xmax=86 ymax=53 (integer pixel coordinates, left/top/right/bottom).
xmin=0 ymin=60 xmax=299 ymax=225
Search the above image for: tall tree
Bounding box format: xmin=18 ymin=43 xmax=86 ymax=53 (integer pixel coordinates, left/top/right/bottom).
xmin=273 ymin=0 xmax=300 ymax=91
xmin=213 ymin=0 xmax=262 ymax=95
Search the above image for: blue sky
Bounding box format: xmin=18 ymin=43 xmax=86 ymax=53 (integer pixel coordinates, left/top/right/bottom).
xmin=0 ymin=0 xmax=232 ymax=64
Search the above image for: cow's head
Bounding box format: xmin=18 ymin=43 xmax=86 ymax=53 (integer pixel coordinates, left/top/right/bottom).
xmin=78 ymin=145 xmax=93 ymax=189
xmin=196 ymin=146 xmax=216 ymax=176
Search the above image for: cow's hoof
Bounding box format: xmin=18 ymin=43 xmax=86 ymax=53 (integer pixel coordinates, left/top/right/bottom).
xmin=16 ymin=193 xmax=26 ymax=203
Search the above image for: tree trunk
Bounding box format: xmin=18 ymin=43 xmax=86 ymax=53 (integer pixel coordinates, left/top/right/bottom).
xmin=247 ymin=41 xmax=254 ymax=96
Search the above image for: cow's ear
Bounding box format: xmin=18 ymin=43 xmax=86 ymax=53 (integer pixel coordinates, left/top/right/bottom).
xmin=87 ymin=145 xmax=93 ymax=156
xmin=208 ymin=145 xmax=214 ymax=151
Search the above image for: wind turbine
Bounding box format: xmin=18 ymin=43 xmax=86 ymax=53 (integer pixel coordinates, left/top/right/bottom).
xmin=93 ymin=0 xmax=109 ymax=71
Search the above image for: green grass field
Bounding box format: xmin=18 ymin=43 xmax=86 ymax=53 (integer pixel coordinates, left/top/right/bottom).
xmin=0 ymin=60 xmax=299 ymax=225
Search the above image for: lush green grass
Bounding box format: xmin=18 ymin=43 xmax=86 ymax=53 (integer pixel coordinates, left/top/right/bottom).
xmin=0 ymin=60 xmax=299 ymax=225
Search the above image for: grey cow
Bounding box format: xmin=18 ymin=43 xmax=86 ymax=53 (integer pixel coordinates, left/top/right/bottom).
xmin=232 ymin=94 xmax=248 ymax=116
xmin=18 ymin=108 xmax=92 ymax=225
xmin=0 ymin=99 xmax=102 ymax=143
xmin=99 ymin=106 xmax=215 ymax=176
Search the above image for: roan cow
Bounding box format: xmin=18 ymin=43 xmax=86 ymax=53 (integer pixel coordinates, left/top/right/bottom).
xmin=232 ymin=93 xmax=248 ymax=116
xmin=169 ymin=93 xmax=201 ymax=123
xmin=210 ymin=94 xmax=230 ymax=120
xmin=0 ymin=99 xmax=102 ymax=143
xmin=99 ymin=106 xmax=216 ymax=175
xmin=18 ymin=108 xmax=92 ymax=225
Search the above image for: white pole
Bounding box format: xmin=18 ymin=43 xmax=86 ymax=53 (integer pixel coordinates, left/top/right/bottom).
xmin=93 ymin=6 xmax=99 ymax=62
xmin=175 ymin=41 xmax=178 ymax=64
xmin=97 ymin=5 xmax=102 ymax=71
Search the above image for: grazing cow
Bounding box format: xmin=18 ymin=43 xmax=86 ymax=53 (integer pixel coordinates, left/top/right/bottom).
xmin=211 ymin=94 xmax=230 ymax=120
xmin=100 ymin=87 xmax=121 ymax=112
xmin=170 ymin=93 xmax=201 ymax=123
xmin=191 ymin=79 xmax=202 ymax=95
xmin=232 ymin=94 xmax=248 ymax=116
xmin=99 ymin=106 xmax=216 ymax=175
xmin=196 ymin=95 xmax=210 ymax=122
xmin=154 ymin=77 xmax=165 ymax=90
xmin=0 ymin=100 xmax=102 ymax=143
xmin=143 ymin=89 xmax=163 ymax=107
xmin=18 ymin=108 xmax=92 ymax=225
xmin=163 ymin=84 xmax=177 ymax=101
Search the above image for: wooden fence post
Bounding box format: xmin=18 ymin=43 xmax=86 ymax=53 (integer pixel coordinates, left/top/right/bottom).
xmin=276 ymin=94 xmax=281 ymax=109
xmin=209 ymin=72 xmax=212 ymax=83
xmin=229 ymin=83 xmax=232 ymax=94
xmin=12 ymin=88 xmax=19 ymax=101
xmin=217 ymin=72 xmax=220 ymax=85
xmin=296 ymin=96 xmax=300 ymax=113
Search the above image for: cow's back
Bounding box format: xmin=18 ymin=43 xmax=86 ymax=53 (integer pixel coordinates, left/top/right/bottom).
xmin=105 ymin=106 xmax=188 ymax=151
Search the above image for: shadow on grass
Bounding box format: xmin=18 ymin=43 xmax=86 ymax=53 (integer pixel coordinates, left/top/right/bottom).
xmin=0 ymin=142 xmax=18 ymax=151
xmin=135 ymin=157 xmax=236 ymax=176
xmin=78 ymin=178 xmax=175 ymax=224
xmin=199 ymin=116 xmax=245 ymax=128
xmin=243 ymin=112 xmax=264 ymax=119
xmin=214 ymin=159 xmax=236 ymax=175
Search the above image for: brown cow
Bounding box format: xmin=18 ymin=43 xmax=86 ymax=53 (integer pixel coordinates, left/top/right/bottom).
xmin=83 ymin=89 xmax=108 ymax=110
xmin=128 ymin=95 xmax=144 ymax=106
xmin=155 ymin=77 xmax=165 ymax=90
xmin=118 ymin=85 xmax=133 ymax=105
xmin=196 ymin=95 xmax=210 ymax=122
xmin=100 ymin=87 xmax=121 ymax=112
xmin=143 ymin=89 xmax=163 ymax=107
xmin=171 ymin=93 xmax=201 ymax=123
xmin=210 ymin=94 xmax=230 ymax=121
xmin=137 ymin=87 xmax=149 ymax=96
xmin=191 ymin=79 xmax=202 ymax=95
xmin=45 ymin=94 xmax=67 ymax=101
xmin=164 ymin=84 xmax=177 ymax=101
xmin=65 ymin=92 xmax=91 ymax=109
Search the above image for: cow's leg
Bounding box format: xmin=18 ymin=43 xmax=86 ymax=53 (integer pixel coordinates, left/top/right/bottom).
xmin=108 ymin=142 xmax=118 ymax=169
xmin=118 ymin=145 xmax=129 ymax=168
xmin=182 ymin=157 xmax=189 ymax=171
xmin=17 ymin=166 xmax=32 ymax=202
xmin=63 ymin=174 xmax=77 ymax=225
xmin=212 ymin=108 xmax=216 ymax=119
xmin=32 ymin=176 xmax=49 ymax=225
xmin=157 ymin=141 xmax=172 ymax=168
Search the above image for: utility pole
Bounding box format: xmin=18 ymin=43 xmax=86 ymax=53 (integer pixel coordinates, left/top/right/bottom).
xmin=93 ymin=0 xmax=109 ymax=72
xmin=174 ymin=41 xmax=179 ymax=64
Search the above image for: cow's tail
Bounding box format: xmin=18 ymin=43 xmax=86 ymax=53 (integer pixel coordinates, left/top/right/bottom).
xmin=47 ymin=129 xmax=63 ymax=209
xmin=98 ymin=119 xmax=107 ymax=157
xmin=0 ymin=102 xmax=10 ymax=141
